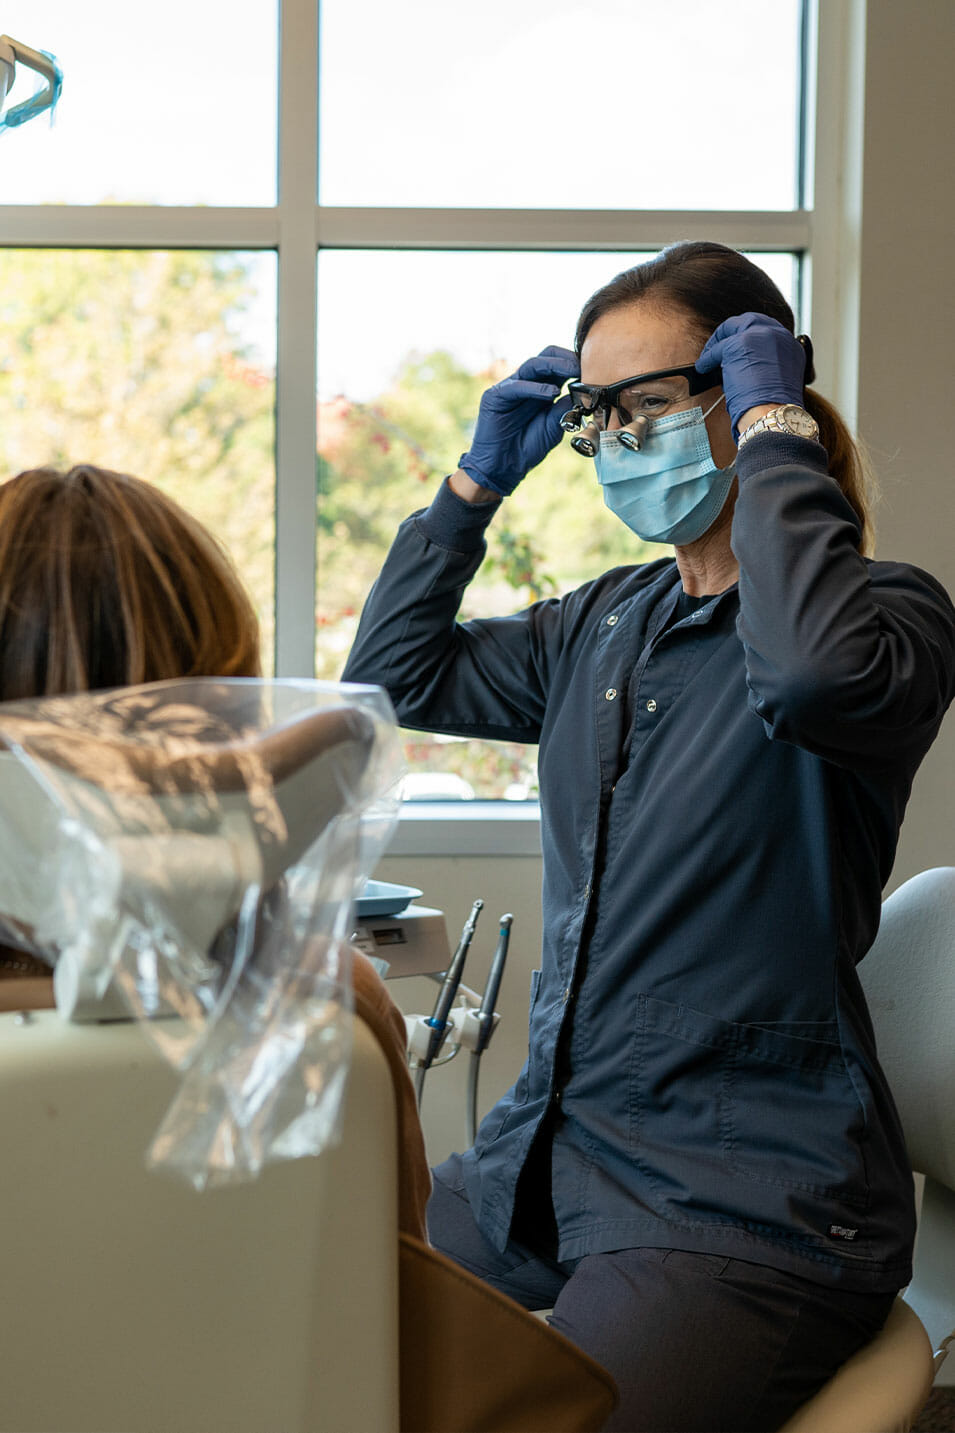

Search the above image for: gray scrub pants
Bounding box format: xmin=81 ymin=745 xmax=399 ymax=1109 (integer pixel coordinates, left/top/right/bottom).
xmin=428 ymin=1153 xmax=896 ymax=1433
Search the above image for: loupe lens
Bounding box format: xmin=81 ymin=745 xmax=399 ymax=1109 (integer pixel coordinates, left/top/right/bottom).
xmin=618 ymin=416 xmax=650 ymax=451
xmin=571 ymin=425 xmax=599 ymax=457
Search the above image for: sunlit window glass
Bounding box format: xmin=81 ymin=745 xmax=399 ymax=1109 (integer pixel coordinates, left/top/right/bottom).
xmin=316 ymin=249 xmax=796 ymax=798
xmin=320 ymin=0 xmax=802 ymax=210
xmin=0 ymin=249 xmax=277 ymax=669
xmin=0 ymin=0 xmax=277 ymax=205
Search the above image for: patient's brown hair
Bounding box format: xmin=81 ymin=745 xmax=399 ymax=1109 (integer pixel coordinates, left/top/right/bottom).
xmin=0 ymin=465 xmax=261 ymax=701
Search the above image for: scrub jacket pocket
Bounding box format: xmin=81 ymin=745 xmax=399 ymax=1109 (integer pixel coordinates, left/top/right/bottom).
xmin=631 ymin=995 xmax=870 ymax=1235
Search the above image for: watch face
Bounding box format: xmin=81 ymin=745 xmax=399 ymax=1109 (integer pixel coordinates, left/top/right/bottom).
xmin=779 ymin=405 xmax=819 ymax=438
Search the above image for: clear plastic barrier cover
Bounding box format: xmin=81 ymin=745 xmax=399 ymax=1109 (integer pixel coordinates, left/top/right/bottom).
xmin=0 ymin=678 xmax=403 ymax=1188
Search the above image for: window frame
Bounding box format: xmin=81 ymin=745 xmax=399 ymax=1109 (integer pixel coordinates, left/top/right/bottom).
xmin=0 ymin=0 xmax=864 ymax=855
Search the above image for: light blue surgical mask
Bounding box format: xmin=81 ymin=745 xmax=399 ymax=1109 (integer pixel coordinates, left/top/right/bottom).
xmin=593 ymin=396 xmax=736 ymax=545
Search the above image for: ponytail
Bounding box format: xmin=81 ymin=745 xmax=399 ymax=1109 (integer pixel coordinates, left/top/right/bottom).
xmin=803 ymin=389 xmax=878 ymax=555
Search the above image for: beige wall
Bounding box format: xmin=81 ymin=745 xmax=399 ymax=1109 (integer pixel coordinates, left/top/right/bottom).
xmin=376 ymin=851 xmax=544 ymax=1162
xmin=856 ymin=0 xmax=955 ymax=890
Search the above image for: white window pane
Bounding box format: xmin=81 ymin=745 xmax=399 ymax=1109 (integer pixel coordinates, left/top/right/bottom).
xmin=320 ymin=0 xmax=803 ymax=210
xmin=316 ymin=248 xmax=797 ymax=798
xmin=1 ymin=1 xmax=277 ymax=205
xmin=0 ymin=249 xmax=277 ymax=669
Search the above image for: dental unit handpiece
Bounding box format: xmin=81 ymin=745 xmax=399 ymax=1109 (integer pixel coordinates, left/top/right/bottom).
xmin=475 ymin=913 xmax=511 ymax=1058
xmin=414 ymin=898 xmax=484 ymax=1104
xmin=466 ymin=913 xmax=512 ymax=1145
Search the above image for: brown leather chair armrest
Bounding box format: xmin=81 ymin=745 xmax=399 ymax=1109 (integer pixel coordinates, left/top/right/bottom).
xmin=399 ymin=1231 xmax=617 ymax=1433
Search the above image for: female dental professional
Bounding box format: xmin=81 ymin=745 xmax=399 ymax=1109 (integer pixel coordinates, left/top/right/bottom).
xmin=342 ymin=242 xmax=955 ymax=1432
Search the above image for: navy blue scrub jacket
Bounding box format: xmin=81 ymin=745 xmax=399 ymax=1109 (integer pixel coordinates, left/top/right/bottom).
xmin=343 ymin=432 xmax=955 ymax=1292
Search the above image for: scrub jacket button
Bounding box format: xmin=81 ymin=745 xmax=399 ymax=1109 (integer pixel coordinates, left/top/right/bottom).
xmin=646 ymin=698 xmax=658 ymax=712
xmin=606 ymin=614 xmax=619 ymax=626
xmin=605 ymin=688 xmax=617 ymax=700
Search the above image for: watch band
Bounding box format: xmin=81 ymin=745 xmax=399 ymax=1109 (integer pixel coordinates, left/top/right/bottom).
xmin=737 ymin=404 xmax=820 ymax=448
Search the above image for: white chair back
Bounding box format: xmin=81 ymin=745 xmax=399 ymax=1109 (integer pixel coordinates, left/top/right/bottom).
xmin=861 ymin=867 xmax=955 ymax=1187
xmin=860 ymin=866 xmax=955 ymax=1371
xmin=778 ymin=868 xmax=955 ymax=1431
xmin=0 ymin=1007 xmax=400 ymax=1433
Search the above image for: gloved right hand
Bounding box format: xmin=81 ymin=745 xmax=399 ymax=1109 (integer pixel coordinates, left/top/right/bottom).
xmin=458 ymin=346 xmax=580 ymax=496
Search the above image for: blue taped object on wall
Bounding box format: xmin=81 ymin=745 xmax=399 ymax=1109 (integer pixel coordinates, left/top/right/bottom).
xmin=0 ymin=34 xmax=63 ymax=135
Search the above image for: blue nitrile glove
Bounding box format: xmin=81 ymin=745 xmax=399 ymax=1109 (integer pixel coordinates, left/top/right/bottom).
xmin=458 ymin=346 xmax=580 ymax=496
xmin=695 ymin=312 xmax=807 ymax=440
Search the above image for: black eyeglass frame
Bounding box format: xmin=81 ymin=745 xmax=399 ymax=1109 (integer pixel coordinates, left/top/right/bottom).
xmin=567 ymin=363 xmax=716 ymax=428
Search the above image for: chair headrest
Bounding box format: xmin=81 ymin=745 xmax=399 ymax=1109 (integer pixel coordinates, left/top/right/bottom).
xmin=0 ymin=678 xmax=402 ymax=1014
xmin=0 ymin=678 xmax=405 ymax=1189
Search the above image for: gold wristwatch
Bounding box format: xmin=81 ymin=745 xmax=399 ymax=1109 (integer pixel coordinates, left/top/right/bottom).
xmin=736 ymin=404 xmax=820 ymax=448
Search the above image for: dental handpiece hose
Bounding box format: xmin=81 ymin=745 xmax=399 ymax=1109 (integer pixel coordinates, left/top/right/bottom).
xmin=476 ymin=913 xmax=512 ymax=1056
xmin=415 ymin=898 xmax=484 ymax=1101
xmin=467 ymin=913 xmax=512 ymax=1145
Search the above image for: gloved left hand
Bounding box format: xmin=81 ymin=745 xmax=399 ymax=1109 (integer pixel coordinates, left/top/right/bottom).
xmin=695 ymin=312 xmax=806 ymax=440
xmin=459 ymin=346 xmax=580 ymax=496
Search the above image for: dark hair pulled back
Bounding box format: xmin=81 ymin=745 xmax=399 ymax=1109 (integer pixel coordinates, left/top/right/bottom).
xmin=575 ymin=242 xmax=874 ymax=552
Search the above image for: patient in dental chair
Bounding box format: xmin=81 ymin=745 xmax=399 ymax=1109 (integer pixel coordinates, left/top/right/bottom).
xmin=0 ymin=463 xmax=253 ymax=1004
xmin=0 ymin=462 xmax=430 ymax=1238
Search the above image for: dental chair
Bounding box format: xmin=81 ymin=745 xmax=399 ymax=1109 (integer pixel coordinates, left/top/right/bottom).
xmin=0 ymin=1003 xmax=403 ymax=1433
xmin=779 ymin=866 xmax=955 ymax=1433
xmin=0 ymin=681 xmax=401 ymax=1432
xmin=0 ymin=681 xmax=616 ymax=1433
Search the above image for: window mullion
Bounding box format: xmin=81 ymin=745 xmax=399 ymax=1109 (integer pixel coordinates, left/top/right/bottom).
xmin=275 ymin=0 xmax=320 ymax=677
xmin=315 ymin=207 xmax=812 ymax=253
xmin=0 ymin=206 xmax=279 ymax=249
xmin=803 ymin=0 xmax=866 ymax=428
